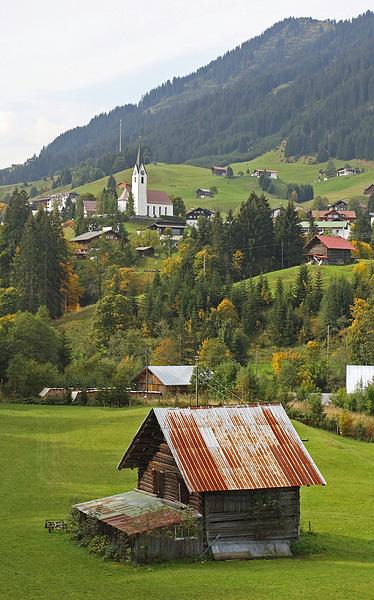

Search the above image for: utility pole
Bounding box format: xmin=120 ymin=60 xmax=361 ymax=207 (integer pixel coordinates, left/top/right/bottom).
xmin=195 ymin=361 xmax=199 ymax=407
xmin=119 ymin=119 xmax=122 ymax=153
xmin=281 ymin=240 xmax=284 ymax=270
xmin=145 ymin=347 xmax=149 ymax=398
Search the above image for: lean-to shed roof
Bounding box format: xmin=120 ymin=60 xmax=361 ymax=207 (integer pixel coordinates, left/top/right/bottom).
xmin=118 ymin=405 xmax=326 ymax=493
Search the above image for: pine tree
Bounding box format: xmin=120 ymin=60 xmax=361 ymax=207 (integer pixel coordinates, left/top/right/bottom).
xmin=293 ymin=264 xmax=312 ymax=307
xmin=107 ymin=175 xmax=117 ymax=197
xmin=311 ymin=269 xmax=323 ymax=313
xmin=126 ymin=192 xmax=135 ymax=217
xmin=235 ymin=192 xmax=274 ymax=277
xmin=274 ymin=201 xmax=304 ymax=268
xmin=0 ymin=188 xmax=31 ymax=285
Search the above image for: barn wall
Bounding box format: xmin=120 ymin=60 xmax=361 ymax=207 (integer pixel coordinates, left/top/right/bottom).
xmin=133 ymin=523 xmax=203 ymax=563
xmin=133 ymin=371 xmax=166 ymax=394
xmin=204 ymin=487 xmax=300 ymax=543
xmin=138 ymin=441 xmax=202 ymax=512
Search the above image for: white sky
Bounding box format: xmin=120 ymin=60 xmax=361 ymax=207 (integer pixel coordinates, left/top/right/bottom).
xmin=0 ymin=1 xmax=372 ymax=169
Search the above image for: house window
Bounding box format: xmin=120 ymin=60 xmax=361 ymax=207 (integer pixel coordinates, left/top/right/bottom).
xmin=153 ymin=470 xmax=165 ymax=498
xmin=174 ymin=525 xmax=197 ymax=540
xmin=147 ymin=205 xmax=149 ymax=216
xmin=153 ymin=206 xmax=156 ymax=216
xmin=141 ymin=176 xmax=144 ymax=184
xmin=159 ymin=206 xmax=161 ymax=215
xmin=165 ymin=206 xmax=167 ymax=215
xmin=134 ymin=177 xmax=137 ymax=182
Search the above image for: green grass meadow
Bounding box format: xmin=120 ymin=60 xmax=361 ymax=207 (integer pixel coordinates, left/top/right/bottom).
xmin=1 ymin=404 xmax=373 ymax=600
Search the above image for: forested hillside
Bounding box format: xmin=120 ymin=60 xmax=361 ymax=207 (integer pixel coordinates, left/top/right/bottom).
xmin=1 ymin=12 xmax=374 ymax=184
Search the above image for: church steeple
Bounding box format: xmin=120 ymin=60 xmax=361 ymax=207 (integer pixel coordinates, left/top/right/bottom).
xmin=132 ymin=135 xmax=148 ymax=215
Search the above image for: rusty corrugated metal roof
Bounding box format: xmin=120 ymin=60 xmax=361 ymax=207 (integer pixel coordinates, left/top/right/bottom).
xmin=75 ymin=490 xmax=197 ymax=536
xmin=147 ymin=405 xmax=325 ymax=493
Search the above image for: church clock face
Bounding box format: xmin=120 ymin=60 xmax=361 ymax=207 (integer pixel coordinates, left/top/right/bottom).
xmin=140 ymin=170 xmax=145 ymax=175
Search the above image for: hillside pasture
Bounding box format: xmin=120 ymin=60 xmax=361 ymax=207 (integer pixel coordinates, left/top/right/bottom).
xmin=1 ymin=404 xmax=373 ymax=600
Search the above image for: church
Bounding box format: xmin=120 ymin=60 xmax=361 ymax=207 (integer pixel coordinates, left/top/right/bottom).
xmin=118 ymin=140 xmax=173 ymax=217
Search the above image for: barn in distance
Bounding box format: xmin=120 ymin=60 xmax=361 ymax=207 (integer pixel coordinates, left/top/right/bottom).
xmin=75 ymin=405 xmax=325 ymax=562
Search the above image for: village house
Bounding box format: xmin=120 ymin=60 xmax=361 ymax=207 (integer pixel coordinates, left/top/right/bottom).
xmin=135 ymin=245 xmax=155 ymax=257
xmin=211 ymin=165 xmax=229 ymax=176
xmin=70 ymin=227 xmax=121 ymax=257
xmin=83 ymin=199 xmax=97 ymax=217
xmin=336 ymin=167 xmax=359 ymax=176
xmin=328 ymin=199 xmax=349 ymax=211
xmin=147 ymin=218 xmax=189 ymax=241
xmin=30 ymin=192 xmax=78 ymax=214
xmin=251 ymin=168 xmax=278 ymax=179
xmin=308 ymin=208 xmax=356 ymax=223
xmin=304 ymin=234 xmax=355 ymax=265
xmin=299 ymin=220 xmax=351 ymax=240
xmin=364 ymin=184 xmax=374 ymax=196
xmin=131 ymin=365 xmax=194 ymax=396
xmin=75 ymin=405 xmax=325 ymax=563
xmin=195 ymin=188 xmax=214 ymax=198
xmin=117 ymin=140 xmax=173 ymax=217
xmin=185 ymin=207 xmax=215 ymax=227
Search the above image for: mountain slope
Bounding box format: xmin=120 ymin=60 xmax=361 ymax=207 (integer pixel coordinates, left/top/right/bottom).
xmin=2 ymin=12 xmax=374 ymax=184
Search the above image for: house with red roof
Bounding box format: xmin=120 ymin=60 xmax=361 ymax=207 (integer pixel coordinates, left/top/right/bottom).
xmin=304 ymin=235 xmax=355 ymax=265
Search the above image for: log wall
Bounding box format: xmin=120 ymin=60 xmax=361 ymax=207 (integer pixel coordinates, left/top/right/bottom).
xmin=138 ymin=441 xmax=202 ymax=512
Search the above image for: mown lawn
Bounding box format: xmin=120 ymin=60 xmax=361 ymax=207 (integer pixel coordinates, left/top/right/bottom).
xmin=1 ymin=404 xmax=373 ymax=600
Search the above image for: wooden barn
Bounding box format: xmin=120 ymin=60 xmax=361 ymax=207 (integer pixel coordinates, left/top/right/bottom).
xmin=304 ymin=234 xmax=355 ymax=265
xmin=131 ymin=366 xmax=194 ymax=396
xmin=75 ymin=405 xmax=325 ymax=562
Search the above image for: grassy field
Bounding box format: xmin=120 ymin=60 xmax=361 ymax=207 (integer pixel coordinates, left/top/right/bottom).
xmin=73 ymin=150 xmax=374 ymax=214
xmin=2 ymin=149 xmax=373 ymax=215
xmin=244 ymin=260 xmax=374 ymax=290
xmin=1 ymin=404 xmax=373 ymax=600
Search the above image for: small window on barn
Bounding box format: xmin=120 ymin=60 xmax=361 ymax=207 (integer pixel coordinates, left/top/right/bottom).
xmin=174 ymin=525 xmax=197 ymax=540
xmin=153 ymin=469 xmax=165 ymax=498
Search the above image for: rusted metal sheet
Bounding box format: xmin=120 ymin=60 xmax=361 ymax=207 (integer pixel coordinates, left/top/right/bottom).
xmin=75 ymin=490 xmax=196 ymax=536
xmin=150 ymin=406 xmax=326 ymax=493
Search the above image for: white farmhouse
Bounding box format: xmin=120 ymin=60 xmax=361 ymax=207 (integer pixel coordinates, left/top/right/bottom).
xmin=118 ymin=139 xmax=173 ymax=217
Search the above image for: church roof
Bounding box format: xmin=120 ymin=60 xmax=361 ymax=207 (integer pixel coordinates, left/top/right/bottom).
xmin=147 ymin=190 xmax=173 ymax=205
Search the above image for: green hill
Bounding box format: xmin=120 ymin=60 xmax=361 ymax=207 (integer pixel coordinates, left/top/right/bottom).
xmin=1 ymin=13 xmax=374 ymax=184
xmin=242 ymin=260 xmax=374 ymax=291
xmin=1 ymin=404 xmax=373 ymax=600
xmin=73 ymin=150 xmax=374 ymax=214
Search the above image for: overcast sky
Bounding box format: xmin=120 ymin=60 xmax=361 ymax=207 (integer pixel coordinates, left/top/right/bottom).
xmin=0 ymin=1 xmax=371 ymax=169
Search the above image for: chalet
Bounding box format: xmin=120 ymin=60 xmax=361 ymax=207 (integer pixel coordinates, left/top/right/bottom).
xmin=185 ymin=207 xmax=215 ymax=227
xmin=148 ymin=218 xmax=188 ymax=240
xmin=304 ymin=235 xmax=355 ymax=265
xmin=195 ymin=188 xmax=214 ymax=198
xmin=83 ymin=199 xmax=97 ymax=217
xmin=270 ymin=206 xmax=284 ymax=220
xmin=211 ymin=165 xmax=229 ymax=176
xmin=70 ymin=227 xmax=121 ymax=257
xmin=117 ymin=140 xmax=173 ymax=217
xmin=135 ymin=246 xmax=155 ymax=257
xmin=132 ymin=365 xmax=194 ymax=396
xmin=309 ymin=209 xmax=356 ymax=223
xmin=328 ymin=199 xmax=348 ymax=211
xmin=299 ymin=220 xmax=351 ymax=240
xmin=75 ymin=405 xmax=325 ymax=562
xmin=251 ymin=168 xmax=278 ymax=180
xmin=364 ymin=184 xmax=374 ymax=196
xmin=336 ymin=167 xmax=359 ymax=176
xmin=346 ymin=365 xmax=374 ymax=394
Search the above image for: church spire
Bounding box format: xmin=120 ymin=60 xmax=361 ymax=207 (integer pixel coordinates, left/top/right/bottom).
xmin=136 ymin=135 xmax=142 ymax=168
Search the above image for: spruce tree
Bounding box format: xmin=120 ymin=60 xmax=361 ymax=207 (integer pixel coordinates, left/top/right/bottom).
xmin=0 ymin=188 xmax=31 ymax=285
xmin=126 ymin=192 xmax=135 ymax=217
xmin=274 ymin=201 xmax=304 ymax=268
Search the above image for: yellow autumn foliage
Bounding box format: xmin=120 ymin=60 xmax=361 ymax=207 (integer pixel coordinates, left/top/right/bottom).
xmin=272 ymin=350 xmax=301 ymax=375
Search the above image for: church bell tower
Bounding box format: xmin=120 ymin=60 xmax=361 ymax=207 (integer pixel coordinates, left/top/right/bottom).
xmin=132 ymin=137 xmax=148 ymax=215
